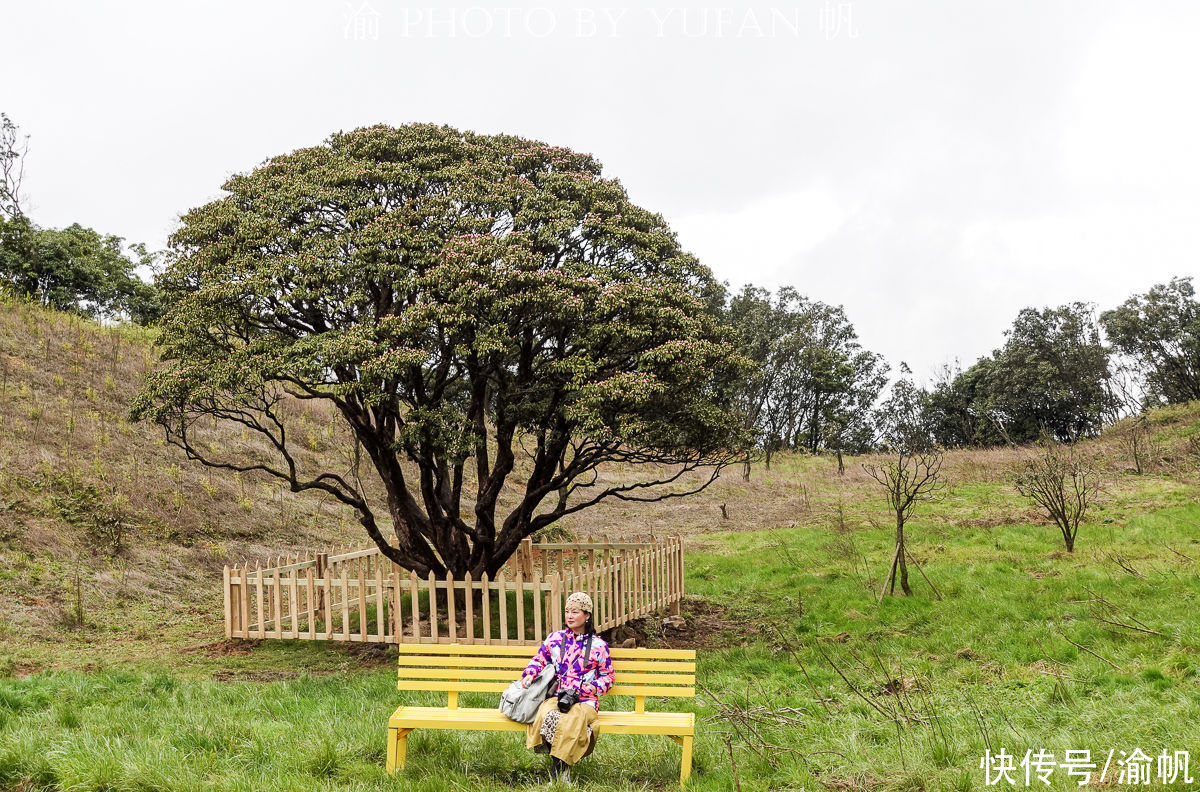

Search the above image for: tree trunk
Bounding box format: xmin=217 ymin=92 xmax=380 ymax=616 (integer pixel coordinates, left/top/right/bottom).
xmin=881 ymin=543 xmax=901 ymax=600
xmin=895 ymin=511 xmax=912 ymax=595
xmin=836 ymin=447 xmax=845 ymax=475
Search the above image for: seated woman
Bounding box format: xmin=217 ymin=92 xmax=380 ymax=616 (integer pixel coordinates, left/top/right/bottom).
xmin=520 ymin=591 xmax=615 ymax=783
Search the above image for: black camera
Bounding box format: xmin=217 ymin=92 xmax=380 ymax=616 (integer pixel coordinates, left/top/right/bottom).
xmin=556 ymin=688 xmax=580 ymax=712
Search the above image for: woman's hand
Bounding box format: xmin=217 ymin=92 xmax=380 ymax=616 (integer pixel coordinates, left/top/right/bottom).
xmin=521 ymin=671 xmax=536 ymax=688
xmin=580 ymin=682 xmax=595 ymax=695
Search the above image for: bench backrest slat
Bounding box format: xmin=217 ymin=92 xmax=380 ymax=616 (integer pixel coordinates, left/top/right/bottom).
xmin=398 ymin=680 xmax=695 ymax=698
xmin=396 ymin=644 xmax=696 ymax=705
xmin=395 ymin=644 xmax=695 ymax=659
xmin=398 ymin=667 xmax=695 ymax=684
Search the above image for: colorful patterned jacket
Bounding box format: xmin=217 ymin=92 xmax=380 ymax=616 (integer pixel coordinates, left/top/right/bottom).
xmin=524 ymin=629 xmax=616 ymax=709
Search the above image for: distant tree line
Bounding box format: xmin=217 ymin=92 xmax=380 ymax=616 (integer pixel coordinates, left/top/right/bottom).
xmin=722 ymin=284 xmax=887 ymax=473
xmin=0 ymin=113 xmax=160 ymax=323
xmin=722 ymin=280 xmax=1200 ymax=458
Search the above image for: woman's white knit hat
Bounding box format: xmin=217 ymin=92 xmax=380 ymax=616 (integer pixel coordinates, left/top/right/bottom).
xmin=565 ymin=591 xmax=593 ymax=613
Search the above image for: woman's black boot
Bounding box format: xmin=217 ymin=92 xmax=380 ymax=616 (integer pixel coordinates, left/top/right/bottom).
xmin=551 ymin=756 xmax=571 ymax=783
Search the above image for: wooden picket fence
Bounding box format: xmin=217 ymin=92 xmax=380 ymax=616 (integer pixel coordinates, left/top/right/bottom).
xmin=223 ymin=537 xmax=684 ymax=645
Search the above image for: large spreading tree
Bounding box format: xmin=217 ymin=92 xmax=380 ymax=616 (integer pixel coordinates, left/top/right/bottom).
xmin=132 ymin=124 xmax=746 ymax=578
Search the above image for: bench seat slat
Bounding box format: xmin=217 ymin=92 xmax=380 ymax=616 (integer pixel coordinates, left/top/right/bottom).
xmin=390 ymin=705 xmax=694 ymax=736
xmin=397 ymin=644 xmax=537 ymax=656
xmin=603 ymin=684 xmax=695 ymax=698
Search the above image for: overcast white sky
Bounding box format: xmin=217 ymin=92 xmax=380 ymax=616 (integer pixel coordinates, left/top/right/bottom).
xmin=4 ymin=0 xmax=1199 ymax=381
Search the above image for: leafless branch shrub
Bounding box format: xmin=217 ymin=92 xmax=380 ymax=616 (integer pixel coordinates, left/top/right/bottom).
xmin=863 ymin=450 xmax=944 ymax=597
xmin=1116 ymin=415 xmax=1158 ymax=475
xmin=1011 ymin=443 xmax=1100 ymax=553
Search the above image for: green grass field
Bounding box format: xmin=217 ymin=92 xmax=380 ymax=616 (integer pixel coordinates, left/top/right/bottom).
xmin=2 ymin=298 xmax=1199 ymax=791
xmin=3 ymin=497 xmax=1198 ymax=791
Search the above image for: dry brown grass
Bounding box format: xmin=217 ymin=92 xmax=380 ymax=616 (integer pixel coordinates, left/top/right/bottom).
xmin=1 ymin=295 xmax=1197 ymax=666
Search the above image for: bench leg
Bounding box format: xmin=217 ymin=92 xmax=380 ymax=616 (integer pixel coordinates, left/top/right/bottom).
xmin=679 ymin=735 xmax=693 ymax=786
xmin=387 ymin=727 xmax=413 ymax=773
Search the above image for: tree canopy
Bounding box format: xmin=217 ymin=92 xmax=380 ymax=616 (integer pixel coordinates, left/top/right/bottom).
xmin=874 ymin=363 xmax=934 ymax=454
xmin=0 ymin=112 xmax=160 ymax=323
xmin=926 ymin=303 xmax=1114 ymax=446
xmin=1100 ymin=277 xmax=1200 ymax=407
xmin=726 ymin=285 xmax=886 ymax=466
xmin=133 ymin=123 xmax=746 ymax=578
xmin=0 ymin=218 xmax=160 ymax=321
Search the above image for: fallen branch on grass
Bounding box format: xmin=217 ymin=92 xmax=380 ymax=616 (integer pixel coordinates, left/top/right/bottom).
xmin=699 ymin=682 xmax=838 ymax=772
xmin=1080 ymin=586 xmax=1165 ymax=637
xmin=1093 ymin=617 xmax=1164 ymax=637
xmin=1164 ymin=544 xmax=1194 ymax=563
xmin=1055 ymin=628 xmax=1120 ymax=669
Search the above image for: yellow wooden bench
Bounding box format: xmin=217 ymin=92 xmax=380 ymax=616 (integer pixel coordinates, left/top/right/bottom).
xmin=386 ymin=643 xmax=697 ymax=785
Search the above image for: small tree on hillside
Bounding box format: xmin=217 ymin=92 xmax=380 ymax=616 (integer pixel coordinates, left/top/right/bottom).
xmin=865 ymin=368 xmax=943 ymax=597
xmin=864 ymin=450 xmax=943 ymax=597
xmin=1011 ymin=442 xmax=1099 ymax=553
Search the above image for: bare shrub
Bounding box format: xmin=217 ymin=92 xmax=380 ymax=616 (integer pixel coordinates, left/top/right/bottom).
xmin=1011 ymin=443 xmax=1100 ymax=553
xmin=863 ymin=450 xmax=944 ymax=597
xmin=1116 ymin=415 xmax=1157 ymax=475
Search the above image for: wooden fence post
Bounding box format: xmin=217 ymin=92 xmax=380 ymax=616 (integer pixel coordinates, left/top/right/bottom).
xmin=374 ymin=561 xmax=385 ymax=642
xmin=306 ymin=565 xmax=316 ymax=639
xmin=515 ymin=571 xmax=525 ymax=643
xmin=519 ymin=538 xmax=534 ymax=578
xmin=315 ymin=553 xmax=328 ymax=625
xmin=549 ymin=572 xmax=561 ymax=632
xmin=465 ymin=572 xmax=475 ymax=644
xmin=498 ymin=570 xmax=508 ymax=645
xmin=409 ymin=570 xmax=421 ymax=642
xmin=289 ymin=565 xmax=300 ymax=638
xmin=391 ymin=562 xmax=403 ymax=643
xmin=254 ymin=561 xmax=264 ymax=638
xmin=427 ymin=571 xmax=439 ymax=642
xmin=671 ymin=537 xmax=682 ymax=615
xmin=223 ymin=565 xmax=232 ymax=639
xmin=446 ymin=571 xmax=457 ymax=643
xmin=481 ymin=572 xmax=491 ymax=644
xmin=272 ymin=565 xmax=283 ymax=639
xmin=239 ymin=564 xmax=251 ymax=638
xmin=357 ymin=563 xmax=368 ymax=642
xmin=340 ymin=561 xmax=351 ymax=641
xmin=532 ymin=570 xmax=543 ymax=641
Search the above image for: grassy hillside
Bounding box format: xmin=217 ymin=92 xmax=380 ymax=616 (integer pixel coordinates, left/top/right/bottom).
xmin=1 ymin=298 xmax=1199 ymax=790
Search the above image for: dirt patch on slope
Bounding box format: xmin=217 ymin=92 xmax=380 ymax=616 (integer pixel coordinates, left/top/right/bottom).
xmin=603 ymin=596 xmax=745 ymax=650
